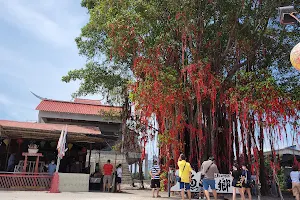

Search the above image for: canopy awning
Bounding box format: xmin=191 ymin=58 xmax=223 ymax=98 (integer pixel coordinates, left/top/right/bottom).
xmin=264 ymin=146 xmax=300 ymax=156
xmin=0 ymin=120 xmax=114 ymax=144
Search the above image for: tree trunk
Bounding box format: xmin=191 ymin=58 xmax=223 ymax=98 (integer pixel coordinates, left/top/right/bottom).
xmin=247 ymin=126 xmax=252 ymax=165
xmin=234 ymin=115 xmax=240 ymax=165
xmin=240 ymin=124 xmax=247 ymax=163
xmin=259 ymin=124 xmax=268 ymax=195
xmin=139 ymin=160 xmax=144 ymax=189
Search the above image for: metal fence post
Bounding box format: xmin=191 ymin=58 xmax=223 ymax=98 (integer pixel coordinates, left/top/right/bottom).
xmin=168 ymin=171 xmax=171 ymax=198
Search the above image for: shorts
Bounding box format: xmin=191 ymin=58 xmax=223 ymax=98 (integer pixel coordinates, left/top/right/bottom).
xmin=116 ymin=177 xmax=122 ymax=184
xmin=242 ymin=182 xmax=251 ymax=188
xmin=202 ymin=179 xmax=216 ymax=190
xmin=232 ymin=179 xmax=242 ymax=188
xmin=103 ymin=175 xmax=112 ymax=185
xmin=151 ymin=179 xmax=160 ymax=188
xmin=180 ymin=182 xmax=191 ymax=190
xmin=292 ymin=183 xmax=300 ymax=197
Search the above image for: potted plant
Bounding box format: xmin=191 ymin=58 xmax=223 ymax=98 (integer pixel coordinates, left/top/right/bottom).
xmin=28 ymin=143 xmax=39 ymax=154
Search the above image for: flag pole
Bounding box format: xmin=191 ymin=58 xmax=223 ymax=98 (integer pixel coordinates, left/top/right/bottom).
xmin=50 ymin=125 xmax=67 ymax=193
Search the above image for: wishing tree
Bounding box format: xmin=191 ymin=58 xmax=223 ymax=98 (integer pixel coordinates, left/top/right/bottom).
xmin=63 ymin=0 xmax=300 ymax=194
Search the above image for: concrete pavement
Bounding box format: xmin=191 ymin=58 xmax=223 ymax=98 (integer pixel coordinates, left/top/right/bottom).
xmin=0 ymin=190 xmax=295 ymax=200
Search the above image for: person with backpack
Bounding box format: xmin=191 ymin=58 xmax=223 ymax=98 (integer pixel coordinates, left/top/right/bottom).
xmin=201 ymin=156 xmax=219 ymax=200
xmin=231 ymin=165 xmax=244 ymax=200
xmin=241 ymin=164 xmax=252 ymax=200
xmin=177 ymin=154 xmax=192 ymax=200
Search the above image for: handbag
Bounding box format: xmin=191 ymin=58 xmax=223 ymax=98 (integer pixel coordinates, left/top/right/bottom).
xmin=242 ymin=170 xmax=252 ymax=187
xmin=177 ymin=162 xmax=187 ymax=182
xmin=236 ymin=177 xmax=242 ymax=187
xmin=201 ymin=161 xmax=214 ymax=180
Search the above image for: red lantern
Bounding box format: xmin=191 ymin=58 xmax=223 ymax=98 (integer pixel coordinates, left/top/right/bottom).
xmin=17 ymin=138 xmax=23 ymax=150
xmin=17 ymin=138 xmax=23 ymax=145
xmin=82 ymin=147 xmax=87 ymax=153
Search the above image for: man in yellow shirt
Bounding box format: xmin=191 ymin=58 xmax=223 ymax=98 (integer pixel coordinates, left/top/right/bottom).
xmin=177 ymin=154 xmax=192 ymax=200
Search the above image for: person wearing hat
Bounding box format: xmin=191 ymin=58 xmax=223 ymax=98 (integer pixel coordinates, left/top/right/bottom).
xmin=200 ymin=156 xmax=219 ymax=200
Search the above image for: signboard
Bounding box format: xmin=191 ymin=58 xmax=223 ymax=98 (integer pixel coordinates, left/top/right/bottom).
xmin=214 ymin=173 xmax=234 ymax=193
xmin=171 ymin=171 xmax=238 ymax=194
xmin=58 ymin=173 xmax=89 ymax=192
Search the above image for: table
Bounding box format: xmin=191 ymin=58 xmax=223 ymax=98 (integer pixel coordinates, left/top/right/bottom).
xmin=22 ymin=153 xmax=43 ymax=173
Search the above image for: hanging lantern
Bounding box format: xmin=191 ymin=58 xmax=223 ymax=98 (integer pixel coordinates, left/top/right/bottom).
xmin=290 ymin=42 xmax=300 ymax=71
xmin=82 ymin=147 xmax=87 ymax=153
xmin=40 ymin=141 xmax=46 ymax=148
xmin=3 ymin=139 xmax=10 ymax=146
xmin=17 ymin=138 xmax=23 ymax=145
xmin=17 ymin=138 xmax=23 ymax=150
xmin=68 ymin=143 xmax=73 ymax=150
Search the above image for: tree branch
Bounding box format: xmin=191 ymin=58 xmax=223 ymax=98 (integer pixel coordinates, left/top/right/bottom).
xmin=222 ymin=60 xmax=248 ymax=84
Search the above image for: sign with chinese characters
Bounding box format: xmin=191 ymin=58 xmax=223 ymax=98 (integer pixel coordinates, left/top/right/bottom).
xmin=214 ymin=173 xmax=235 ymax=193
xmin=170 ymin=171 xmax=238 ymax=194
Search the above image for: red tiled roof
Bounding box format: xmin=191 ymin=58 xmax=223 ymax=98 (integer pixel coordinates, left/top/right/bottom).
xmin=36 ymin=99 xmax=122 ymax=115
xmin=74 ymin=98 xmax=102 ymax=105
xmin=0 ymin=120 xmax=101 ymax=135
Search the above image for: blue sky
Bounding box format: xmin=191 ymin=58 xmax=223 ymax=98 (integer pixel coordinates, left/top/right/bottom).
xmin=0 ymin=0 xmax=296 ymax=155
xmin=0 ymin=0 xmax=160 ymax=158
xmin=0 ymin=0 xmax=92 ymax=121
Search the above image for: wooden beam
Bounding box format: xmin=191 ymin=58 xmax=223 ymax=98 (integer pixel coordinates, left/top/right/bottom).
xmin=2 ymin=130 xmax=104 ymax=143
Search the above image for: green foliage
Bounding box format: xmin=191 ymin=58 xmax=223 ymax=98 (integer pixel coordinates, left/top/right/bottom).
xmin=64 ymin=0 xmax=299 ymax=104
xmin=62 ymin=61 xmax=128 ymax=105
xmin=277 ymin=167 xmax=286 ymax=190
xmin=99 ymin=108 xmax=122 ymax=120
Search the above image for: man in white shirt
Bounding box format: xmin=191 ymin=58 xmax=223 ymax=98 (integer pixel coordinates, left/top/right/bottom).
xmin=116 ymin=164 xmax=122 ymax=192
xmin=290 ymin=165 xmax=300 ymax=200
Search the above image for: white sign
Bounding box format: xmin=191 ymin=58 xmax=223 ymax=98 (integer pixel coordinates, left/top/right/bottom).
xmin=58 ymin=173 xmax=89 ymax=192
xmin=171 ymin=171 xmax=237 ymax=194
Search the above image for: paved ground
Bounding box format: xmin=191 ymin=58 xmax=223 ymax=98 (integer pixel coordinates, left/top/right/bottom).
xmin=0 ymin=190 xmax=295 ymax=200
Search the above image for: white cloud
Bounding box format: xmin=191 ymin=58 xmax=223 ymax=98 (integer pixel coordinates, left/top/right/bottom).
xmin=0 ymin=46 xmax=80 ymax=101
xmin=0 ymin=0 xmax=87 ymax=48
xmin=0 ymin=0 xmax=90 ymax=121
xmin=0 ymin=94 xmax=12 ymax=105
xmin=0 ymin=0 xmax=103 ymax=122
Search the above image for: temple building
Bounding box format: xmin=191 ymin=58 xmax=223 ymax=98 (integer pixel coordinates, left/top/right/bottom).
xmin=0 ymin=95 xmax=137 ymax=191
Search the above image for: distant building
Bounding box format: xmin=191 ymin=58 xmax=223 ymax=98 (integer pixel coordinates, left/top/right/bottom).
xmin=264 ymin=145 xmax=300 ymax=167
xmin=36 ymin=98 xmax=122 ymax=142
xmin=0 ymin=95 xmax=124 ymax=173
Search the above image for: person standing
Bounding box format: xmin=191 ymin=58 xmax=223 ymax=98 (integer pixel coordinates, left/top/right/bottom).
xmin=116 ymin=164 xmax=122 ymax=192
xmin=103 ymin=160 xmax=114 ymax=192
xmin=241 ymin=164 xmax=252 ymax=200
xmin=231 ymin=165 xmax=244 ymax=200
xmin=48 ymin=160 xmax=57 ymax=175
xmin=169 ymin=165 xmax=176 ymax=196
xmin=201 ymin=156 xmax=219 ymax=200
xmin=150 ymin=160 xmax=161 ymax=198
xmin=290 ymin=165 xmax=300 ymax=200
xmin=178 ymin=154 xmax=192 ymax=200
xmin=7 ymin=153 xmax=16 ymax=172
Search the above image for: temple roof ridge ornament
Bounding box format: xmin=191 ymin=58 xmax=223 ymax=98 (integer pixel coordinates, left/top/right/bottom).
xmin=30 ymin=91 xmax=47 ymax=100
